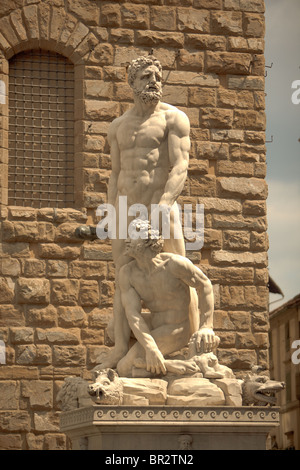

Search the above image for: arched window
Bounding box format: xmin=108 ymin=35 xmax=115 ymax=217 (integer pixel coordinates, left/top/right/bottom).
xmin=8 ymin=49 xmax=74 ymax=208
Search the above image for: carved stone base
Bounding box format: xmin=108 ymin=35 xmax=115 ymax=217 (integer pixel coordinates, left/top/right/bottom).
xmin=60 ymin=405 xmax=280 ymax=450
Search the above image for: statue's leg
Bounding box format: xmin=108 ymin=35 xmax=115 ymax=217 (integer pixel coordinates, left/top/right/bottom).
xmin=117 ymin=320 xmax=190 ymax=377
xmin=163 ymin=210 xmax=200 ymax=336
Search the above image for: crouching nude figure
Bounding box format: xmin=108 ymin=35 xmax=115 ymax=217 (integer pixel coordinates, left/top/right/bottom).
xmin=116 ymin=220 xmax=220 ymax=378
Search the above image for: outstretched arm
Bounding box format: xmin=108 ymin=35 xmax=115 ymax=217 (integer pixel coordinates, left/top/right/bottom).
xmin=168 ymin=256 xmax=214 ymax=329
xmin=168 ymin=256 xmax=219 ymax=353
xmin=119 ymin=265 xmax=166 ymax=375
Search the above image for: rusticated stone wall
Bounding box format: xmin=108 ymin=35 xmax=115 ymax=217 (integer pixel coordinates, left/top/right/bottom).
xmin=0 ymin=0 xmax=267 ymax=450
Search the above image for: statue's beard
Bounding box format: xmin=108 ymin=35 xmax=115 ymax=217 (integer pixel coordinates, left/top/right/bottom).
xmin=135 ymin=88 xmax=162 ymax=104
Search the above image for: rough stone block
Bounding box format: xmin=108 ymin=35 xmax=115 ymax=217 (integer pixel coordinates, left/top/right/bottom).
xmin=207 ymin=266 xmax=254 ymax=284
xmin=22 ymin=259 xmax=46 ymax=278
xmin=69 ymin=261 xmax=107 ymax=279
xmin=223 ymin=230 xmax=250 ymax=250
xmin=57 ymin=306 xmax=87 ymax=327
xmin=26 ymin=305 xmax=57 ymax=327
xmin=16 ymin=344 xmax=52 ymax=365
xmin=185 ymin=33 xmax=226 ymax=50
xmin=0 ymin=305 xmax=24 ymax=327
xmin=177 ymin=50 xmax=204 ymax=71
xmin=136 ymin=30 xmax=184 ymax=48
xmin=121 ymin=4 xmax=149 ymax=29
xmin=36 ymin=328 xmax=80 ymax=345
xmin=46 ymin=260 xmax=68 ymax=278
xmin=10 ymin=327 xmax=34 ymax=344
xmin=218 ymin=177 xmax=267 ymax=199
xmin=79 ymin=280 xmax=100 ymax=306
xmin=100 ymin=3 xmax=121 ymax=27
xmin=85 ymin=100 xmax=120 ymax=121
xmin=211 ymin=11 xmax=242 ymax=35
xmin=17 ymin=278 xmax=50 ymax=304
xmin=0 ymin=381 xmax=19 ymax=409
xmin=52 ymin=345 xmax=86 ymax=366
xmin=21 ymin=381 xmax=53 ymax=409
xmin=151 ymin=6 xmax=176 ymax=31
xmin=0 ymin=411 xmax=30 ymax=432
xmin=206 ymin=52 xmax=252 ymax=75
xmin=202 ymin=108 xmax=233 ymax=129
xmin=167 ymin=377 xmax=225 ymax=406
xmin=177 ymin=8 xmax=210 ymax=32
xmin=51 ymin=279 xmax=79 ymax=306
xmin=0 ymin=258 xmax=20 ymax=276
xmin=244 ymin=13 xmax=265 ymax=38
xmin=67 ymin=0 xmax=100 ymax=25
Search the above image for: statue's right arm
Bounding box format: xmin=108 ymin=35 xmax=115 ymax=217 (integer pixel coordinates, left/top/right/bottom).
xmin=107 ymin=119 xmax=121 ymax=206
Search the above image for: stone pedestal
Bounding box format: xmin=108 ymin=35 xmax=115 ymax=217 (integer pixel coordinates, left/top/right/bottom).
xmin=60 ymin=405 xmax=280 ymax=450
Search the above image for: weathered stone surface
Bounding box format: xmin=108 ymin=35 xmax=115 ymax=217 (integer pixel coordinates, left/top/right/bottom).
xmin=121 ymin=378 xmax=168 ymax=405
xmin=0 ymin=381 xmax=19 ymax=409
xmin=85 ymin=100 xmax=119 ymax=121
xmin=211 ymin=250 xmax=267 ymax=267
xmin=0 ymin=305 xmax=24 ymax=327
xmin=57 ymin=306 xmax=86 ymax=327
xmin=167 ymin=378 xmax=225 ymax=406
xmin=211 ymin=11 xmax=242 ymax=35
xmin=38 ymin=244 xmax=80 ymax=260
xmin=198 ymin=197 xmax=241 ymax=213
xmin=79 ymin=280 xmax=99 ymax=306
xmin=206 ymin=52 xmax=251 ymax=75
xmin=121 ymin=3 xmax=149 ymax=29
xmin=0 ymin=278 xmax=14 ymax=303
xmin=67 ymin=0 xmax=100 ymax=25
xmin=52 ymin=346 xmax=86 ymax=366
xmin=0 ymin=411 xmax=30 ymax=432
xmin=21 ymin=381 xmax=53 ymax=409
xmin=33 ymin=412 xmax=60 ymax=432
xmin=10 ymin=327 xmax=34 ymax=344
xmin=16 ymin=345 xmax=52 ymax=365
xmin=69 ymin=261 xmax=107 ymax=279
xmin=218 ymin=177 xmax=267 ymax=199
xmin=151 ymin=6 xmax=176 ymax=31
xmin=36 ymin=328 xmax=80 ymax=345
xmin=26 ymin=305 xmax=57 ymax=327
xmin=0 ymin=433 xmax=22 ymax=450
xmin=51 ymin=279 xmax=79 ymax=306
xmin=207 ymin=266 xmax=254 ymax=284
xmin=16 ymin=278 xmax=49 ymax=304
xmin=136 ymin=30 xmax=184 ymax=48
xmin=177 ymin=8 xmax=210 ymax=32
xmin=212 ymin=378 xmax=242 ymax=406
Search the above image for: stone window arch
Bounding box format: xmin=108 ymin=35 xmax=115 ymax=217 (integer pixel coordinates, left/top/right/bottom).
xmin=8 ymin=48 xmax=75 ymax=208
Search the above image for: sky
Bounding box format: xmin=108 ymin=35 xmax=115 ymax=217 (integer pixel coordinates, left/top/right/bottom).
xmin=264 ymin=0 xmax=300 ymax=309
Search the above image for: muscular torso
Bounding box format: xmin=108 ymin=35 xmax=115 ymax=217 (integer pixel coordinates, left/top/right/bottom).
xmin=115 ymin=104 xmax=173 ymax=207
xmin=128 ymin=254 xmax=191 ymax=329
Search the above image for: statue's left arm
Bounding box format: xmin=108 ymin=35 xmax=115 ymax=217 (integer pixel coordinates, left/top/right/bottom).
xmin=159 ymin=110 xmax=190 ymax=208
xmin=169 ymin=256 xmax=219 ymax=353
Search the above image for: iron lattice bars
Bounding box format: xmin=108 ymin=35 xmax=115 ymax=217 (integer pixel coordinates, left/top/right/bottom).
xmin=8 ymin=49 xmax=75 ymax=208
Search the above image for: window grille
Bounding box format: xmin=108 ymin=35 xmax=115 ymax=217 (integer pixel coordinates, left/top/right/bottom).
xmin=8 ymin=49 xmax=74 ymax=208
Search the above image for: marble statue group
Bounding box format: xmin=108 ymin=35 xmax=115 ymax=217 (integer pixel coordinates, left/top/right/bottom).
xmin=97 ymin=54 xmax=221 ymax=379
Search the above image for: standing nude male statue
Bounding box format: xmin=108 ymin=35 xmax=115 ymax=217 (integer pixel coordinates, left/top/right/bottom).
xmin=99 ymin=55 xmax=199 ymax=370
